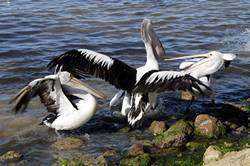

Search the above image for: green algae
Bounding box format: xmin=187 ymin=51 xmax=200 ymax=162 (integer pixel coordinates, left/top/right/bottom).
xmin=153 ymin=119 xmax=193 ymax=148
xmin=120 ymin=153 xmax=151 ymax=166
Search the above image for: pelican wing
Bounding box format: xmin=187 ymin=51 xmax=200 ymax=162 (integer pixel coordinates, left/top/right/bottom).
xmin=133 ymin=70 xmax=211 ymax=94
xmin=10 ymin=78 xmax=59 ymax=113
xmin=127 ymin=93 xmax=149 ymax=126
xmin=48 ymin=49 xmax=137 ymax=91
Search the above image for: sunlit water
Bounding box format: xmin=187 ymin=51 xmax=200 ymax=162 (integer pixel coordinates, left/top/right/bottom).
xmin=0 ymin=0 xmax=250 ymax=165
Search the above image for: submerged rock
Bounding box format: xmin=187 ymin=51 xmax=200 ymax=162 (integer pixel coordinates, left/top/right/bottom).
xmin=96 ymin=155 xmax=108 ymax=166
xmin=51 ymin=137 xmax=83 ymax=150
xmin=59 ymin=159 xmax=83 ymax=166
xmin=220 ymin=103 xmax=249 ymax=127
xmin=180 ymin=91 xmax=194 ymax=101
xmin=204 ymin=148 xmax=250 ymax=166
xmin=148 ymin=121 xmax=166 ymax=135
xmin=203 ymin=145 xmax=222 ymax=165
xmin=153 ymin=119 xmax=193 ymax=148
xmin=0 ymin=116 xmax=36 ymax=137
xmin=102 ymin=149 xmax=117 ymax=158
xmin=128 ymin=143 xmax=144 ymax=157
xmin=0 ymin=150 xmax=22 ymax=162
xmin=78 ymin=154 xmax=97 ymax=166
xmin=118 ymin=127 xmax=131 ymax=133
xmin=120 ymin=153 xmax=151 ymax=166
xmin=194 ymin=114 xmax=226 ymax=138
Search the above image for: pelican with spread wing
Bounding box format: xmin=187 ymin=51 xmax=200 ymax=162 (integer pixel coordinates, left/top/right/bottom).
xmin=10 ymin=71 xmax=106 ymax=131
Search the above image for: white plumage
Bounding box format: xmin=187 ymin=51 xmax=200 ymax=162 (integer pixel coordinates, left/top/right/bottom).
xmin=10 ymin=71 xmax=106 ymax=131
xmin=165 ymin=51 xmax=237 ymax=105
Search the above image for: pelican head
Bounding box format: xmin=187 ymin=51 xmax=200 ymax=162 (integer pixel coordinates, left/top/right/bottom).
xmin=164 ymin=51 xmax=237 ymax=67
xmin=141 ymin=19 xmax=166 ymax=59
xmin=58 ymin=71 xmax=106 ymax=99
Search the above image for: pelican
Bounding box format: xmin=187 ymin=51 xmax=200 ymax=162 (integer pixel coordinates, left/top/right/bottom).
xmin=9 ymin=71 xmax=106 ymax=131
xmin=165 ymin=51 xmax=237 ymax=108
xmin=47 ymin=19 xmax=167 ymax=124
xmin=109 ymin=18 xmax=166 ymax=117
xmin=47 ymin=20 xmax=210 ymax=126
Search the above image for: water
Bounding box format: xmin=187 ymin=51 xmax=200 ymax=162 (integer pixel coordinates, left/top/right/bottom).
xmin=0 ymin=0 xmax=250 ymax=165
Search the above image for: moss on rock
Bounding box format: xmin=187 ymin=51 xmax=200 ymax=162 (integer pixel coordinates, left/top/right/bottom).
xmin=51 ymin=137 xmax=83 ymax=150
xmin=153 ymin=119 xmax=193 ymax=148
xmin=120 ymin=153 xmax=151 ymax=166
xmin=148 ymin=121 xmax=166 ymax=135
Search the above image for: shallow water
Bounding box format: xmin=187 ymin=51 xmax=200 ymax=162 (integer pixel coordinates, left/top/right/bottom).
xmin=0 ymin=0 xmax=250 ymax=165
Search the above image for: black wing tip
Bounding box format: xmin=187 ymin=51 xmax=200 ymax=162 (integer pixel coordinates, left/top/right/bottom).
xmin=184 ymin=74 xmax=212 ymax=95
xmin=47 ymin=49 xmax=80 ymax=70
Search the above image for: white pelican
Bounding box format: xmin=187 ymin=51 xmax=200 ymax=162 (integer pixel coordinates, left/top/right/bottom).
xmin=165 ymin=51 xmax=237 ymax=109
xmin=47 ymin=20 xmax=210 ymax=126
xmin=109 ymin=18 xmax=166 ymax=117
xmin=9 ymin=71 xmax=106 ymax=131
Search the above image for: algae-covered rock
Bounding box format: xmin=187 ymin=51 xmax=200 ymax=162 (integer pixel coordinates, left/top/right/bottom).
xmin=186 ymin=141 xmax=208 ymax=152
xmin=239 ymin=136 xmax=250 ymax=148
xmin=0 ymin=150 xmax=22 ymax=162
xmin=78 ymin=154 xmax=97 ymax=166
xmin=59 ymin=159 xmax=83 ymax=166
xmin=153 ymin=119 xmax=193 ymax=148
xmin=222 ymin=102 xmax=250 ymax=113
xmin=220 ymin=103 xmax=249 ymax=127
xmin=203 ymin=145 xmax=222 ymax=165
xmin=120 ymin=153 xmax=151 ymax=166
xmin=51 ymin=137 xmax=83 ymax=150
xmin=148 ymin=121 xmax=166 ymax=135
xmin=204 ymin=148 xmax=250 ymax=166
xmin=118 ymin=127 xmax=131 ymax=133
xmin=102 ymin=149 xmax=117 ymax=157
xmin=236 ymin=126 xmax=248 ymax=133
xmin=96 ymin=155 xmax=108 ymax=166
xmin=128 ymin=143 xmax=144 ymax=156
xmin=194 ymin=114 xmax=226 ymax=138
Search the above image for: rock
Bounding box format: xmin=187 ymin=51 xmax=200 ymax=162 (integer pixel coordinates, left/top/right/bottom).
xmin=128 ymin=143 xmax=144 ymax=157
xmin=0 ymin=150 xmax=22 ymax=162
xmin=153 ymin=119 xmax=193 ymax=148
xmin=194 ymin=114 xmax=226 ymax=138
xmin=78 ymin=154 xmax=97 ymax=166
xmin=203 ymin=145 xmax=222 ymax=165
xmin=222 ymin=102 xmax=250 ymax=113
xmin=204 ymin=148 xmax=250 ymax=166
xmin=0 ymin=116 xmax=36 ymax=137
xmin=102 ymin=149 xmax=117 ymax=157
xmin=96 ymin=155 xmax=108 ymax=166
xmin=51 ymin=137 xmax=83 ymax=150
xmin=236 ymin=126 xmax=248 ymax=133
xmin=59 ymin=159 xmax=82 ymax=166
xmin=220 ymin=103 xmax=249 ymax=127
xmin=118 ymin=127 xmax=131 ymax=133
xmin=180 ymin=91 xmax=194 ymax=101
xmin=148 ymin=121 xmax=166 ymax=135
xmin=224 ymin=120 xmax=239 ymax=130
xmin=120 ymin=153 xmax=151 ymax=166
xmin=186 ymin=141 xmax=207 ymax=152
xmin=239 ymin=136 xmax=250 ymax=148
xmin=224 ymin=142 xmax=233 ymax=148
